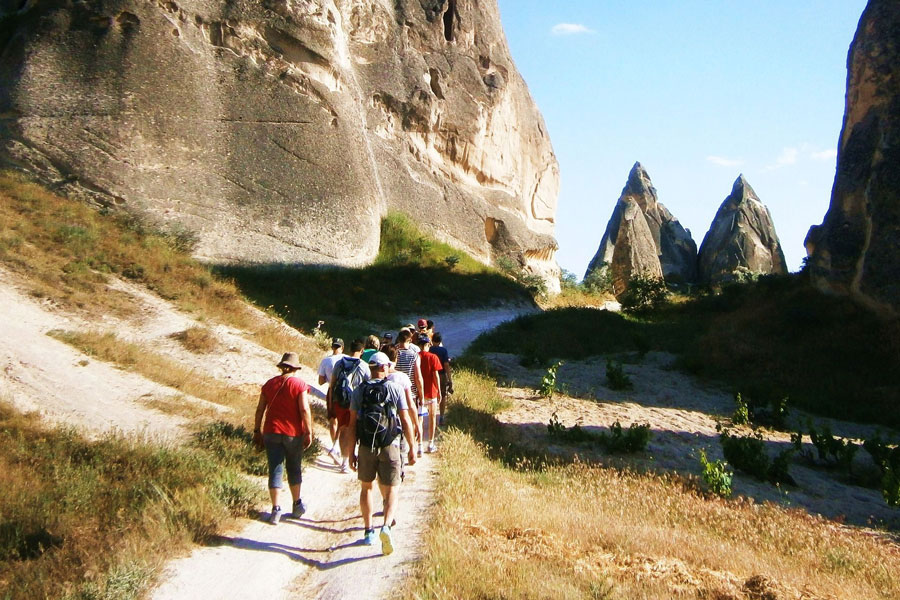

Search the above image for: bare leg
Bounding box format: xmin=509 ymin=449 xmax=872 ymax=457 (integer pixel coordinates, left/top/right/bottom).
xmin=379 ymin=482 xmax=399 ymax=528
xmin=360 ymin=481 xmax=375 ymax=530
xmin=268 ymin=487 xmax=279 ymax=507
xmin=427 ymin=408 xmax=438 ymax=443
xmin=328 ymin=418 xmax=339 ymax=448
xmin=289 ymin=483 xmax=300 ymax=504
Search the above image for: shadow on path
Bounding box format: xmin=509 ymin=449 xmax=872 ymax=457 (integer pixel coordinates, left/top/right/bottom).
xmin=209 ymin=535 xmax=380 ymax=570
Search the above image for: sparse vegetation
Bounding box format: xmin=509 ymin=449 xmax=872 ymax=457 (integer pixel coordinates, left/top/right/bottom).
xmin=807 ymin=422 xmax=859 ymax=475
xmin=538 ymin=361 xmax=563 ymax=399
xmin=719 ymin=428 xmax=795 ymax=486
xmin=605 ymin=358 xmax=632 ymax=390
xmin=170 ymin=326 xmax=219 ymax=354
xmin=410 ymin=372 xmax=900 ymax=599
xmin=732 ymin=392 xmax=750 ymax=425
xmin=0 ymin=401 xmax=262 ymax=600
xmin=698 ymin=449 xmax=733 ymax=498
xmin=620 ymin=274 xmax=669 ymax=313
xmin=546 ymin=414 xmax=651 ymax=454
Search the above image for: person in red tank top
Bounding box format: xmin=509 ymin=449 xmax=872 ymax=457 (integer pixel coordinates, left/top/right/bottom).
xmin=417 ymin=334 xmax=443 ymax=454
xmin=254 ymin=352 xmax=313 ymax=525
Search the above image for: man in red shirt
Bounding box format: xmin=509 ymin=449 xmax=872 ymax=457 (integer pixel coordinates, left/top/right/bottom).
xmin=417 ymin=334 xmax=443 ymax=453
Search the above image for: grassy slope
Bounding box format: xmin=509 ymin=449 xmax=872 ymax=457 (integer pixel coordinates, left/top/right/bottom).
xmin=216 ymin=213 xmax=533 ymax=341
xmin=468 ymin=274 xmax=900 ymax=428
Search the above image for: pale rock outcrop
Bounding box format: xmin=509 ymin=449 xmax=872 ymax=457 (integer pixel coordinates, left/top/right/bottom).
xmin=698 ymin=175 xmax=788 ymax=286
xmin=0 ymin=0 xmax=560 ymax=290
xmin=805 ymin=0 xmax=900 ymax=317
xmin=585 ymin=196 xmax=663 ymax=297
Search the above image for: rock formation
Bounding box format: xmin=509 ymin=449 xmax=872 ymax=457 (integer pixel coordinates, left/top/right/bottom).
xmin=0 ymin=0 xmax=560 ymax=290
xmin=698 ymin=175 xmax=788 ymax=286
xmin=585 ymin=197 xmax=663 ymax=296
xmin=584 ymin=163 xmax=693 ymax=294
xmin=805 ymin=0 xmax=900 ymax=317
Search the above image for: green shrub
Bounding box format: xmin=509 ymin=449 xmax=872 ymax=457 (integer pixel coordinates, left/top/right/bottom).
xmin=863 ymin=434 xmax=900 ymax=507
xmin=699 ymin=449 xmax=733 ymax=498
xmin=620 ymin=275 xmax=668 ymax=313
xmin=732 ymin=393 xmax=750 ymax=426
xmin=539 ymin=361 xmax=563 ymax=399
xmin=546 ymin=417 xmax=651 ymax=454
xmin=808 ymin=422 xmax=858 ymax=474
xmin=719 ymin=429 xmax=795 ymax=485
xmin=605 ymin=358 xmax=632 ymax=390
xmin=582 ymin=264 xmax=614 ymax=295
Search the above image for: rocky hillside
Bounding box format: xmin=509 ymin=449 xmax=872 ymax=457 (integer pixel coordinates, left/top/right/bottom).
xmin=0 ymin=0 xmax=560 ymax=290
xmin=806 ymin=0 xmax=900 ymax=317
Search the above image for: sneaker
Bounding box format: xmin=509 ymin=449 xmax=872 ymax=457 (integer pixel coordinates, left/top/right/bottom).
xmin=340 ymin=462 xmax=350 ymax=474
xmin=267 ymin=505 xmax=282 ymax=525
xmin=428 ymin=442 xmax=437 ymax=454
xmin=328 ymin=447 xmax=341 ymax=465
xmin=417 ymin=444 xmax=423 ymax=458
xmin=290 ymin=499 xmax=307 ymax=519
xmin=362 ymin=528 xmax=376 ymax=546
xmin=380 ymin=525 xmax=394 ymax=555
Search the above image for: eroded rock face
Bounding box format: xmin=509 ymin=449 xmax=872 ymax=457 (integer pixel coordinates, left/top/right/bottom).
xmin=585 ymin=196 xmax=663 ymax=297
xmin=584 ymin=163 xmax=692 ymax=294
xmin=0 ymin=0 xmax=559 ymax=288
xmin=621 ymin=162 xmax=697 ymax=283
xmin=805 ymin=0 xmax=900 ymax=316
xmin=698 ymin=175 xmax=788 ymax=286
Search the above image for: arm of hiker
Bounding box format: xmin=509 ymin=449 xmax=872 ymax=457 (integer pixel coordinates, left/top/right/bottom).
xmin=400 ymin=408 xmax=416 ymax=466
xmin=347 ymin=410 xmax=359 ymax=471
xmin=254 ymin=392 xmax=266 ymax=432
xmin=298 ymin=389 xmax=313 ymax=449
xmin=405 ymin=387 xmax=422 ymax=441
xmin=414 ymin=358 xmax=424 ymax=402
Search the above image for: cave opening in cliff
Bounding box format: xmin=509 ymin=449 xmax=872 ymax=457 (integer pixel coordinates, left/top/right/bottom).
xmin=443 ymin=0 xmax=456 ymax=42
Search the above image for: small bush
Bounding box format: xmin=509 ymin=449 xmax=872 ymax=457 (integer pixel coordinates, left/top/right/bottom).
xmin=720 ymin=428 xmax=795 ymax=485
xmin=539 ymin=361 xmax=563 ymax=399
xmin=863 ymin=434 xmax=900 ymax=507
xmin=732 ymin=392 xmax=750 ymax=426
xmin=443 ymin=254 xmax=461 ymax=269
xmin=546 ymin=417 xmax=651 ymax=454
xmin=699 ymin=449 xmax=733 ymax=498
xmin=605 ymin=359 xmax=632 ymax=390
xmin=620 ymin=274 xmax=668 ymax=313
xmin=170 ymin=326 xmax=219 ymax=354
xmin=808 ymin=422 xmax=858 ymax=474
xmin=582 ymin=264 xmax=614 ymax=295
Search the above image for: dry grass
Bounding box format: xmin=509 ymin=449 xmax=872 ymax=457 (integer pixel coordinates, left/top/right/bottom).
xmin=410 ymin=371 xmax=900 ymax=600
xmin=0 ymin=400 xmax=261 ymax=600
xmin=539 ymin=286 xmax=616 ymax=310
xmin=47 ymin=329 xmax=256 ymax=421
xmin=169 ymin=326 xmax=219 ymax=354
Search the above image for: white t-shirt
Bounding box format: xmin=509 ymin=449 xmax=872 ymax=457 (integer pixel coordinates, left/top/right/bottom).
xmin=386 ymin=371 xmax=412 ymax=394
xmin=317 ymin=353 xmax=344 ymax=383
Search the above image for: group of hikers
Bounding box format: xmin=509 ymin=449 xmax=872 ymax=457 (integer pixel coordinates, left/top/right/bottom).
xmin=252 ymin=318 xmax=453 ymax=556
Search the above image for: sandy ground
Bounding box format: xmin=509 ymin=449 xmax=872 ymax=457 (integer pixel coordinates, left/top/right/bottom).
xmin=490 ymin=350 xmax=900 ymax=530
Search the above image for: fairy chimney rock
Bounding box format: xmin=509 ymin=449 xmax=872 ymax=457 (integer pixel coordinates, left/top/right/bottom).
xmin=806 ymin=0 xmax=900 ymax=316
xmin=698 ymin=175 xmax=788 ymax=285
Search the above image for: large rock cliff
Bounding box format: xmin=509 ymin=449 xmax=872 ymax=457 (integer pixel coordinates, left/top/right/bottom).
xmin=805 ymin=0 xmax=900 ymax=317
xmin=0 ymin=0 xmax=560 ymax=288
xmin=698 ymin=175 xmax=788 ymax=286
xmin=584 ymin=163 xmax=693 ymax=293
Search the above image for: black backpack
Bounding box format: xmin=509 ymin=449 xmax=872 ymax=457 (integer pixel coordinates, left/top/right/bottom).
xmin=332 ymin=357 xmax=368 ymax=409
xmin=356 ymin=379 xmax=401 ymax=451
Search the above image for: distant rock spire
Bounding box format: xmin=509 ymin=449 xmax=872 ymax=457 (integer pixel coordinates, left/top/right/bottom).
xmin=697 ymin=175 xmax=788 ymax=285
xmin=585 ymin=162 xmax=696 ymax=292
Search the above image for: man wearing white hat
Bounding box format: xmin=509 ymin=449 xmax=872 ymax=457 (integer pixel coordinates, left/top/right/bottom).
xmin=348 ymin=352 xmax=417 ymax=555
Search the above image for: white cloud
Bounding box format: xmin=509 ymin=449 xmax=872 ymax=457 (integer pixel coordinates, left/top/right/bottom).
xmin=551 ymin=23 xmax=595 ymax=36
xmin=706 ymin=155 xmax=743 ymax=168
xmin=764 ymin=146 xmax=800 ymax=171
xmin=810 ymin=148 xmax=837 ymax=162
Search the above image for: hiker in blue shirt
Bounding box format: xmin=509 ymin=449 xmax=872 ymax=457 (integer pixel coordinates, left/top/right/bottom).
xmin=348 ymin=352 xmax=417 ymax=555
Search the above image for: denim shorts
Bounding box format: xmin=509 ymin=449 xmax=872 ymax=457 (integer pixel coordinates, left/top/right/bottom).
xmin=263 ymin=432 xmax=304 ymax=489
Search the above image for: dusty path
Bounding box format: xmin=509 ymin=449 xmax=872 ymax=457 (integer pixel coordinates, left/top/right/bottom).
xmin=407 ymin=304 xmax=538 ymax=355
xmin=151 ymin=422 xmax=436 ymax=600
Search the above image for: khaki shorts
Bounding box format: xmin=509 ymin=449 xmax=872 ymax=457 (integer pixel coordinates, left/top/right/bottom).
xmin=357 ymin=443 xmax=402 ymax=486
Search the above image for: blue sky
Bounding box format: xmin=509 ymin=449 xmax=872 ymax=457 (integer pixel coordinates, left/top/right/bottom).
xmin=496 ymin=0 xmax=868 ymax=277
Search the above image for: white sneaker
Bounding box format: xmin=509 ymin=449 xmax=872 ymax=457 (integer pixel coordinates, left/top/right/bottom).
xmin=340 ymin=462 xmax=350 ymax=474
xmin=427 ymin=442 xmax=437 ymax=454
xmin=328 ymin=447 xmax=341 ymax=465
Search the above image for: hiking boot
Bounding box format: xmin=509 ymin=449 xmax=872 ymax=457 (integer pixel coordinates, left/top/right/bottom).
xmin=267 ymin=505 xmax=282 ymax=525
xmin=363 ymin=528 xmax=376 ymax=546
xmin=380 ymin=525 xmax=394 ymax=555
xmin=290 ymin=499 xmax=307 ymax=519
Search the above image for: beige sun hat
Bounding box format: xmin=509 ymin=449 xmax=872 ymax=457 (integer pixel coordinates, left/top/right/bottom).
xmin=277 ymin=352 xmax=302 ymax=370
